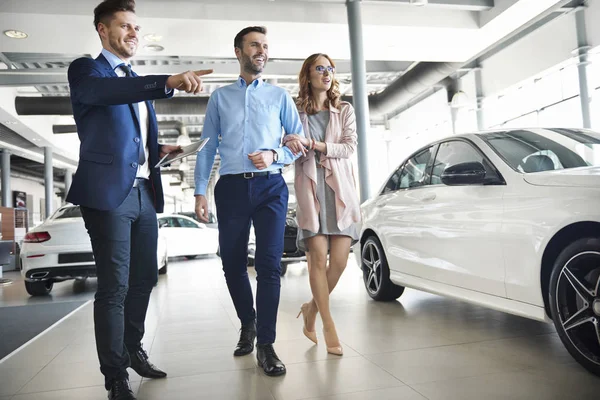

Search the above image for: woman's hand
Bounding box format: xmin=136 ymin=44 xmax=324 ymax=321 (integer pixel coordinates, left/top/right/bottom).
xmin=283 ymin=134 xmax=309 ymax=147
xmin=285 ymin=139 xmax=307 ymax=157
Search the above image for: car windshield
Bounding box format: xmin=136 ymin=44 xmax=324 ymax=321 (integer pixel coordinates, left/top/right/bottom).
xmin=53 ymin=206 xmax=82 ymax=219
xmin=479 ymin=129 xmax=600 ymax=173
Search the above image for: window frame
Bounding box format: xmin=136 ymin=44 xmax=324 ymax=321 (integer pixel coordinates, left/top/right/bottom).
xmin=379 ymin=145 xmax=437 ymax=195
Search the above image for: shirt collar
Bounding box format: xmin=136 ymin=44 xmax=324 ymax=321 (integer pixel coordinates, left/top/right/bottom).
xmin=237 ymin=76 xmax=264 ymax=89
xmin=101 ymin=48 xmax=130 ymax=71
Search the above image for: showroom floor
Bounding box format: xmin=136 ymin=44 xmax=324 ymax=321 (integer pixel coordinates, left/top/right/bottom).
xmin=1 ymin=256 xmax=599 ymax=400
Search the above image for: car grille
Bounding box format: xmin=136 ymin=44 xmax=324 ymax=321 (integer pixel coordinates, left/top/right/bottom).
xmin=58 ymin=252 xmax=94 ymax=264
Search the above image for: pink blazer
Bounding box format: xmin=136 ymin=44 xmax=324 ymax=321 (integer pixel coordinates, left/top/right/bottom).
xmin=294 ymin=101 xmax=361 ymax=233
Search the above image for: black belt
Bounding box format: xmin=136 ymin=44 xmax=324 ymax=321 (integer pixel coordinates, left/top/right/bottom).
xmin=133 ymin=178 xmax=149 ymax=187
xmin=225 ymin=169 xmax=282 ymax=179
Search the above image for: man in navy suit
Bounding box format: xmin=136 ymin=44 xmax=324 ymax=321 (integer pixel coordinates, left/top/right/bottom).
xmin=67 ymin=1 xmax=211 ymax=399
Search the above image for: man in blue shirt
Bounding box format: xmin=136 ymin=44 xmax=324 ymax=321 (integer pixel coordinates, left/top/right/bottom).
xmin=194 ymin=26 xmax=304 ymax=376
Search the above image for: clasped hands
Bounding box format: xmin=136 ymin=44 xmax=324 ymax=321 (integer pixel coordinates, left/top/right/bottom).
xmin=246 ymin=135 xmax=310 ymax=170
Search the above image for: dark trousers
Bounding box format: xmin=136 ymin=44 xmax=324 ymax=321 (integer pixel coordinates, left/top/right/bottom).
xmin=81 ymin=181 xmax=158 ymax=389
xmin=215 ymin=173 xmax=288 ymax=345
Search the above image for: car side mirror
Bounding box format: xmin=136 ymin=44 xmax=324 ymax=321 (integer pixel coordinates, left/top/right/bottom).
xmin=158 ymin=220 xmax=167 ymax=229
xmin=441 ymin=161 xmax=486 ymax=186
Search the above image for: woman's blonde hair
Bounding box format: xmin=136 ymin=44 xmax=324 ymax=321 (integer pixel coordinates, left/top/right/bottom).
xmin=296 ymin=53 xmax=341 ymax=115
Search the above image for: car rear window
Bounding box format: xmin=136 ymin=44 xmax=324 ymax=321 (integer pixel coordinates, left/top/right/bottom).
xmin=53 ymin=206 xmax=82 ymax=219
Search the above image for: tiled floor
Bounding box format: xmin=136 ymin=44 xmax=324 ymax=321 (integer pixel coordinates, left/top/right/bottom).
xmin=1 ymin=255 xmax=600 ymax=399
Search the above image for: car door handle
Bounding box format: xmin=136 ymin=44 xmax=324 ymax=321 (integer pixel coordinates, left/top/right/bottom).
xmin=376 ymin=200 xmax=389 ymax=208
xmin=420 ymin=193 xmax=436 ymax=201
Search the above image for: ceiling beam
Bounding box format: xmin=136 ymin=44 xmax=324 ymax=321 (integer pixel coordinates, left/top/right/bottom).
xmin=281 ymin=0 xmax=493 ymax=11
xmin=0 ymin=53 xmax=14 ymax=69
xmin=0 ymin=60 xmax=410 ymax=87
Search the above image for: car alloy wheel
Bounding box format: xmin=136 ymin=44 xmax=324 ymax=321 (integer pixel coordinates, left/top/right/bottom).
xmin=550 ymin=239 xmax=600 ymax=376
xmin=555 ymin=252 xmax=600 ymax=366
xmin=362 ymin=240 xmax=383 ymax=296
xmin=360 ymin=236 xmax=404 ymax=301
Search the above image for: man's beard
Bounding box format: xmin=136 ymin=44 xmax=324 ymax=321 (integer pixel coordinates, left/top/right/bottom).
xmin=242 ymin=53 xmax=265 ymax=75
xmin=109 ymin=36 xmax=136 ymax=59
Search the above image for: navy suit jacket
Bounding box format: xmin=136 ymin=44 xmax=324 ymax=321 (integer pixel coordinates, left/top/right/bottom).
xmin=66 ymin=54 xmax=172 ymax=213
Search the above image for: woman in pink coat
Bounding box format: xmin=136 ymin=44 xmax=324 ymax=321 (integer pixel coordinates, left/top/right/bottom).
xmin=283 ymin=53 xmax=361 ymax=356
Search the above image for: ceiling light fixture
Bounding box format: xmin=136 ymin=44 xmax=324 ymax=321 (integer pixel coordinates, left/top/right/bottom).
xmin=3 ymin=30 xmax=28 ymax=39
xmin=143 ymin=33 xmax=163 ymax=42
xmin=144 ymin=44 xmax=164 ymax=52
xmin=450 ymin=90 xmax=469 ymax=109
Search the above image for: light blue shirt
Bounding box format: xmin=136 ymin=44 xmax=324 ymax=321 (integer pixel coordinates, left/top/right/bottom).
xmin=101 ymin=48 xmax=127 ymax=71
xmin=194 ymin=77 xmax=304 ymax=196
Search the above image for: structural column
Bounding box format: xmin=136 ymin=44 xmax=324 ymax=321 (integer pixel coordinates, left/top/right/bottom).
xmin=1 ymin=150 xmax=11 ymax=207
xmin=63 ymin=170 xmax=73 ymax=202
xmin=474 ymin=67 xmax=485 ymax=131
xmin=575 ymin=8 xmax=592 ymax=129
xmin=44 ymin=147 xmax=53 ymax=219
xmin=346 ymin=0 xmax=371 ymax=202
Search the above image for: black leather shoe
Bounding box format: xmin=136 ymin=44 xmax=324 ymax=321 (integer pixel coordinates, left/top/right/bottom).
xmin=257 ymin=344 xmax=286 ymax=376
xmin=129 ymin=347 xmax=167 ymax=379
xmin=108 ymin=379 xmax=136 ymax=400
xmin=234 ymin=321 xmax=256 ymax=356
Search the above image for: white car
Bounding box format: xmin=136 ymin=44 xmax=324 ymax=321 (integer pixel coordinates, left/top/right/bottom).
xmin=20 ymin=204 xmax=168 ymax=296
xmin=355 ymin=128 xmax=600 ymax=376
xmin=157 ymin=214 xmax=219 ymax=259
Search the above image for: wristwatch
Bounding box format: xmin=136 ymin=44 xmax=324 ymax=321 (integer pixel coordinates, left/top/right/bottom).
xmin=271 ymin=149 xmax=279 ymax=162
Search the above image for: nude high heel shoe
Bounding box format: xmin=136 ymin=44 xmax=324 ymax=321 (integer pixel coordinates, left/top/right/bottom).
xmin=296 ymin=303 xmax=318 ymax=344
xmin=323 ymin=327 xmax=343 ymax=356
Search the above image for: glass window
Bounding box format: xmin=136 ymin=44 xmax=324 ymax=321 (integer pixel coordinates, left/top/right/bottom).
xmin=53 ymin=206 xmax=82 ymax=219
xmin=431 ymin=141 xmax=489 ymax=185
xmin=159 ymin=217 xmax=178 ymax=228
xmin=538 ymin=96 xmax=583 ymax=128
xmin=398 ymin=147 xmax=434 ymax=189
xmin=480 ymin=129 xmax=600 ymax=172
xmin=177 ymin=218 xmax=200 ymax=228
xmin=382 ymin=168 xmax=403 ymax=194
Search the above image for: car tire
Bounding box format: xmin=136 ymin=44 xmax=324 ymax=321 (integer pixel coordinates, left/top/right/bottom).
xmin=247 ymin=256 xmax=255 ymax=267
xmin=280 ymin=262 xmax=288 ymax=277
xmin=549 ymin=237 xmax=600 ymax=377
xmin=361 ymin=236 xmax=404 ymax=301
xmin=159 ymin=258 xmax=168 ymax=275
xmin=15 ymin=243 xmax=22 ymax=271
xmin=25 ymin=280 xmax=54 ymax=296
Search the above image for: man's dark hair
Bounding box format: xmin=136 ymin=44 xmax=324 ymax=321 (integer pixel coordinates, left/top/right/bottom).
xmin=93 ymin=0 xmax=136 ymax=31
xmin=234 ymin=26 xmax=267 ymax=49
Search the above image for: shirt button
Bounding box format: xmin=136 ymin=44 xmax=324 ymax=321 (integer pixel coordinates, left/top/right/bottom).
xmin=131 ymin=162 xmax=138 ymax=168
xmin=134 ymin=137 xmax=140 ymax=143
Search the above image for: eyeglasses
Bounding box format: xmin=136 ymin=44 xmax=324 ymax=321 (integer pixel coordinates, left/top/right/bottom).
xmin=315 ymin=65 xmax=335 ymax=75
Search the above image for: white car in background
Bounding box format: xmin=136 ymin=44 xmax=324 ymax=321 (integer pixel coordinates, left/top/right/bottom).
xmin=20 ymin=204 xmax=168 ymax=296
xmin=355 ymin=128 xmax=600 ymax=377
xmin=157 ymin=214 xmax=219 ymax=259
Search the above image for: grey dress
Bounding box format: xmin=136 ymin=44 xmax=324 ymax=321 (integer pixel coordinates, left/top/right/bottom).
xmin=297 ymin=111 xmax=359 ymax=252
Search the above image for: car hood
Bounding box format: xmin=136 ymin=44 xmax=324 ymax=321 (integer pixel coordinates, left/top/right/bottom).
xmin=523 ymin=166 xmax=600 ymax=188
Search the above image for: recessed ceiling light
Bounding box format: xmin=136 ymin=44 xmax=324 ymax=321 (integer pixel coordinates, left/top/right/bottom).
xmin=144 ymin=44 xmax=164 ymax=52
xmin=144 ymin=33 xmax=163 ymax=42
xmin=3 ymin=30 xmax=28 ymax=39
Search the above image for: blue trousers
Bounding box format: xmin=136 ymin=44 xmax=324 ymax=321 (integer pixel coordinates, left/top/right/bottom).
xmin=81 ymin=181 xmax=158 ymax=389
xmin=215 ymin=173 xmax=288 ymax=344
